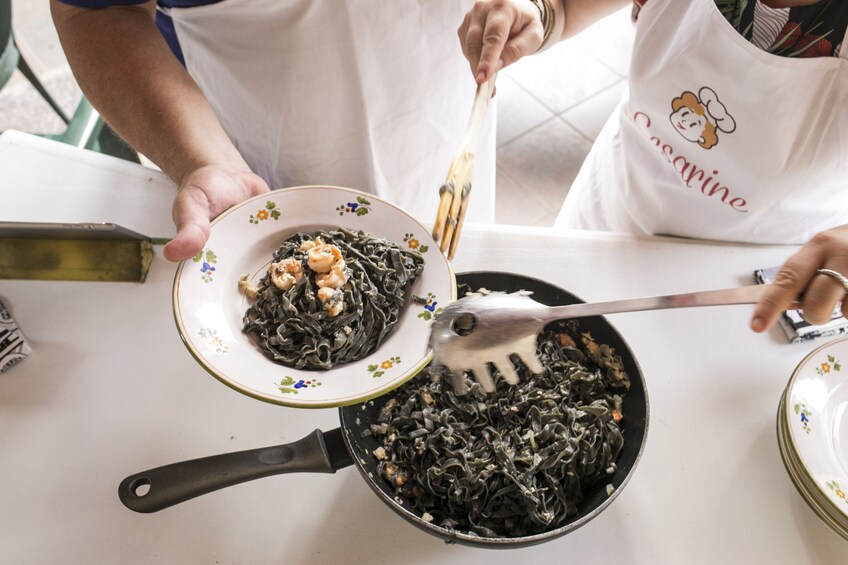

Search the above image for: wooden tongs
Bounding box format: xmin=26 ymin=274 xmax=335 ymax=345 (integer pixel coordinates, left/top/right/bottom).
xmin=432 ymin=75 xmax=497 ymax=260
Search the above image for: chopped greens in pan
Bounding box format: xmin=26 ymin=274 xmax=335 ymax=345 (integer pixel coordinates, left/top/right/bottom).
xmin=241 ymin=228 xmax=424 ymax=370
xmin=368 ymin=299 xmax=630 ymax=538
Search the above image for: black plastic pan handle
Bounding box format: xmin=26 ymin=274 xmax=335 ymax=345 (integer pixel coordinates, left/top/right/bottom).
xmin=118 ymin=428 xmax=352 ymax=513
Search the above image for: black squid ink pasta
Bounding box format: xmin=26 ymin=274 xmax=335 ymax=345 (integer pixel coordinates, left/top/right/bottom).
xmin=367 ymin=289 xmax=630 ymax=538
xmin=242 ymin=227 xmax=424 ymax=370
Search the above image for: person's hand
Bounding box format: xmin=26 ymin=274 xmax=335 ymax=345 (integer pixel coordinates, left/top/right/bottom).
xmin=751 ymin=224 xmax=848 ymax=332
xmin=458 ymin=0 xmax=545 ymax=83
xmin=163 ymin=164 xmax=271 ymax=262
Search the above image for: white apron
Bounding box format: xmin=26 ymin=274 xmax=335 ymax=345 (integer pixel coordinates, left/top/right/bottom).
xmin=166 ymin=0 xmax=496 ymax=224
xmin=555 ymin=0 xmax=848 ymax=244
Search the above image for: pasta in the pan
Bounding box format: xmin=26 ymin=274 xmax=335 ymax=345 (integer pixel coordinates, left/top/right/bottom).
xmin=369 ymin=288 xmax=630 ymax=538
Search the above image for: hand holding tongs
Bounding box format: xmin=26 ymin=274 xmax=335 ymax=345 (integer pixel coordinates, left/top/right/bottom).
xmin=432 ymin=75 xmax=497 ymax=260
xmin=429 ymin=282 xmax=802 ymax=394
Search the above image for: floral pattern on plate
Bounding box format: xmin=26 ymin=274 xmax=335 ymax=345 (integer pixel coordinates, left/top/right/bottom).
xmin=783 ymin=336 xmax=848 ymax=525
xmin=193 ymin=249 xmax=218 ymax=283
xmin=368 ymin=357 xmax=401 ymax=378
xmin=416 ymin=292 xmax=442 ymax=321
xmin=794 ymin=402 xmax=812 ymax=434
xmin=249 ymin=200 xmax=281 ymax=224
xmin=198 ymin=328 xmax=228 ymax=354
xmin=826 ymin=480 xmax=848 ymax=504
xmin=336 ymin=196 xmax=371 ymax=216
xmin=403 ymin=233 xmax=429 ymax=254
xmin=816 ymin=354 xmax=842 ymax=376
xmin=278 ymin=376 xmax=323 ymax=394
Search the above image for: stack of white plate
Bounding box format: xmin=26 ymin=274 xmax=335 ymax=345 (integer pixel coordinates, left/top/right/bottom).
xmin=777 ymin=336 xmax=848 ymax=541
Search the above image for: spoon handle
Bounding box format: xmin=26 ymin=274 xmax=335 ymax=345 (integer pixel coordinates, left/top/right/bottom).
xmin=544 ymin=284 xmax=790 ymax=321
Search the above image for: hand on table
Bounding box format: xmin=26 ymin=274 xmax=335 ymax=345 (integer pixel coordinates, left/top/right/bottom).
xmin=163 ymin=164 xmax=271 ymax=262
xmin=458 ymin=0 xmax=544 ymax=83
xmin=752 ymin=224 xmax=848 ymax=332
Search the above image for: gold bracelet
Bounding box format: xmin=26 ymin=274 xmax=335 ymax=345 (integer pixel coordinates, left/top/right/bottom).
xmin=528 ymin=0 xmax=556 ymax=51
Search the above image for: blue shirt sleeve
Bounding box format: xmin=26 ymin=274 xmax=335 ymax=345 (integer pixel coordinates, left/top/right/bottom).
xmin=55 ymin=0 xmax=149 ymax=7
xmin=52 ymin=0 xmax=220 ymax=65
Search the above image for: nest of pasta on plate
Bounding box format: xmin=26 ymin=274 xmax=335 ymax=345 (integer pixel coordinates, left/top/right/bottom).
xmin=241 ymin=228 xmax=425 ymax=370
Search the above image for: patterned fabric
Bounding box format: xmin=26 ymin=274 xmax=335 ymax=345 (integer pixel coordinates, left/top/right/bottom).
xmin=751 ymin=2 xmax=789 ymax=51
xmin=634 ymin=0 xmax=848 ymax=57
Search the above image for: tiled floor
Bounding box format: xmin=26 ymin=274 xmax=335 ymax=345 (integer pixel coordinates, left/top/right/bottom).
xmin=2 ymin=2 xmax=635 ymax=228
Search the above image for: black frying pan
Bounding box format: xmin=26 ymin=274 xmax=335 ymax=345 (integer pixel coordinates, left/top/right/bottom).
xmin=119 ymin=271 xmax=649 ymax=548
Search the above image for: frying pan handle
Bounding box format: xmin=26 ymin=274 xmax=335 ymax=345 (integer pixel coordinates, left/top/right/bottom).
xmin=118 ymin=428 xmax=351 ymax=513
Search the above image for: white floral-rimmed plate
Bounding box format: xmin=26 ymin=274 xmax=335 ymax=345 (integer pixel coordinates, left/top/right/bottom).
xmin=783 ymin=336 xmax=848 ymax=522
xmin=173 ymin=186 xmax=456 ymax=408
xmin=777 ymin=391 xmax=848 ymax=540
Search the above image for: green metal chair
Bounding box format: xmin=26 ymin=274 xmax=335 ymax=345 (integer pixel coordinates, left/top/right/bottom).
xmin=0 ymin=0 xmax=139 ymax=162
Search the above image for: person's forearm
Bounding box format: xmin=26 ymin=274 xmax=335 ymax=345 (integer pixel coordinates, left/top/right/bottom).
xmin=50 ymin=1 xmax=247 ymax=185
xmin=550 ymin=0 xmax=631 ymax=43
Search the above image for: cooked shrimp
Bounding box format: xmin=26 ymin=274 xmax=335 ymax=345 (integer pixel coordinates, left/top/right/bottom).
xmin=307 ymin=243 xmax=343 ymax=273
xmin=316 ymin=262 xmax=348 ymax=290
xmin=325 ymin=301 xmax=344 ymax=317
xmin=299 ymin=239 xmax=317 ymax=252
xmin=268 ymin=257 xmax=303 ymax=291
xmin=317 ymin=287 xmax=345 ymax=317
xmin=316 ymin=286 xmax=337 ymax=303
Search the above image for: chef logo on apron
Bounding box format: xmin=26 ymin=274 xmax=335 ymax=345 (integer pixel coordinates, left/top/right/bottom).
xmin=669 ymin=87 xmax=736 ymax=149
xmin=622 ymin=91 xmax=748 ymax=215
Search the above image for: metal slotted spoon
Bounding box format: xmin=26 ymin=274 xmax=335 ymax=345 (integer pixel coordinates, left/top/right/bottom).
xmin=429 ymin=282 xmax=799 ymax=394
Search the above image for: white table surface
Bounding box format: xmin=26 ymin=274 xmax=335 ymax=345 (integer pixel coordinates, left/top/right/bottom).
xmin=2 ymin=221 xmax=846 ymax=564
